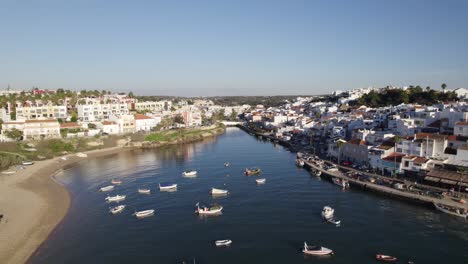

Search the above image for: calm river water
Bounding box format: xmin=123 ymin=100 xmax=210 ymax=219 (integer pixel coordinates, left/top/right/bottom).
xmin=30 ymin=128 xmax=468 ymax=264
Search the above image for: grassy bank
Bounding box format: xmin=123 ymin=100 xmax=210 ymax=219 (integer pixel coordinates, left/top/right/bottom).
xmin=143 ymin=125 xmax=225 ymax=145
xmin=0 ymin=125 xmax=225 ymax=170
xmin=0 ymin=135 xmax=129 ymax=170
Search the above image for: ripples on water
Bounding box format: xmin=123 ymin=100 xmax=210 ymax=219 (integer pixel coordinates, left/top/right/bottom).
xmin=31 ymin=128 xmax=468 ymax=264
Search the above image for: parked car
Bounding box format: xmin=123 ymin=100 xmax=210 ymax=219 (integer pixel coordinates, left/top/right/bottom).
xmin=342 ymin=161 xmax=351 ymax=166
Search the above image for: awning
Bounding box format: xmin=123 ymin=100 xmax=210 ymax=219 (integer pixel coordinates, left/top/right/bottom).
xmin=424 ymin=176 xmax=441 ymax=182
xmin=440 ymin=179 xmax=458 ymax=185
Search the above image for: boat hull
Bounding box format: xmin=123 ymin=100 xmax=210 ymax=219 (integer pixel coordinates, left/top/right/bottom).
xmin=134 ymin=210 xmax=155 ymax=218
xmin=215 ymin=240 xmax=232 ymax=246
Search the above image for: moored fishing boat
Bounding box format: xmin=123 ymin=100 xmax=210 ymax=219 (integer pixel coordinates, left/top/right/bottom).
xmin=302 ymin=242 xmax=333 ymax=256
xmin=215 ymin=239 xmax=232 ymax=246
xmin=21 ymin=161 xmax=34 ymax=165
xmin=105 ymin=194 xmax=126 ymax=203
xmin=109 ymin=205 xmax=126 ymax=214
xmin=326 ymin=217 xmax=341 ymax=226
xmin=100 ymin=185 xmax=115 ymax=192
xmin=332 ymin=177 xmax=349 ymax=189
xmin=210 ymin=188 xmax=228 ymax=195
xmin=133 ymin=209 xmax=155 ymax=219
xmin=1 ymin=170 xmax=16 ymax=175
xmin=182 ymin=170 xmax=197 ymax=177
xmin=111 ymin=179 xmax=122 ymax=185
xmin=245 ymin=167 xmax=261 ymax=175
xmin=256 ymin=178 xmax=266 ymax=184
xmin=159 ymin=183 xmax=177 ymax=190
xmin=433 ymin=203 xmax=468 ymax=218
xmin=376 ymin=254 xmax=397 ymax=262
xmin=224 ymin=162 xmax=230 ymax=167
xmin=296 ymin=159 xmax=305 ymax=167
xmin=138 ymin=188 xmax=151 ymax=194
xmin=76 ymin=152 xmax=87 ymax=158
xmin=326 ymin=165 xmax=339 ymax=172
xmin=321 ymin=206 xmax=334 ymax=219
xmin=195 ymin=202 xmax=223 ymax=215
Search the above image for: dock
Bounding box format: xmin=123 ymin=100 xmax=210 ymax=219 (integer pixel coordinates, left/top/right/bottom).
xmin=300 ymin=157 xmax=468 ymax=211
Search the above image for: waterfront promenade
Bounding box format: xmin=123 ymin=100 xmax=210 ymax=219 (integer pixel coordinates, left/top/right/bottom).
xmin=299 ymin=156 xmax=468 ymax=210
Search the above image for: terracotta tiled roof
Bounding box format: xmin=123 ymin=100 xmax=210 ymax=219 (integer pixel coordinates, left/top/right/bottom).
xmin=134 ymin=114 xmax=152 ymax=120
xmin=413 ymin=157 xmax=429 ymax=164
xmin=455 ymin=121 xmax=468 ymax=126
xmin=60 ymin=122 xmax=80 ymax=128
xmin=447 ymin=135 xmax=468 ymax=142
xmin=25 ymin=119 xmax=58 ymax=123
xmin=382 ymin=152 xmax=405 ymax=162
xmin=415 ymin=132 xmax=447 ymax=141
xmin=102 ymin=121 xmax=116 ymax=125
xmin=347 ymin=138 xmax=366 ymax=145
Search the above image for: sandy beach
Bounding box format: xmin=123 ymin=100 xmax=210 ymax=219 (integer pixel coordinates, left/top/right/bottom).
xmin=0 ymin=146 xmax=131 ymax=264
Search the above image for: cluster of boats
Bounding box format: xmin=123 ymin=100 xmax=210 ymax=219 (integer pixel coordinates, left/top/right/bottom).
xmin=98 ymin=163 xmax=267 ymax=248
xmin=100 ymin=178 xmax=180 ymax=219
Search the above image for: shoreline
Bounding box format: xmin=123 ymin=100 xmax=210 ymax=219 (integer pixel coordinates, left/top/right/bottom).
xmin=0 ymin=126 xmax=226 ymax=264
xmin=0 ymin=146 xmax=133 ymax=264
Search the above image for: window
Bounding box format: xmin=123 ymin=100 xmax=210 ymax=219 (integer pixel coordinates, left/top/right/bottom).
xmin=404 ymin=161 xmax=409 ymax=167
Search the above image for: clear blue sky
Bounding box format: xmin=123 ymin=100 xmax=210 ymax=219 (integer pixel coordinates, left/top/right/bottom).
xmin=1 ymin=0 xmax=467 ymax=96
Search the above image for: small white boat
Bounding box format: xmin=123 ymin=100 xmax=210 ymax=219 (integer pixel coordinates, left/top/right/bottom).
xmin=182 ymin=170 xmax=197 ymax=177
xmin=256 ymin=178 xmax=266 ymax=184
xmin=100 ymin=185 xmax=115 ymax=192
xmin=326 ymin=166 xmax=339 ymax=172
xmin=327 ymin=217 xmax=341 ymax=226
xmin=211 ymin=188 xmax=229 ymax=195
xmin=434 ymin=203 xmax=468 ymax=218
xmin=195 ymin=203 xmax=223 ymax=215
xmin=224 ymin=162 xmax=230 ymax=167
xmin=22 ymin=161 xmax=34 ymax=165
xmin=159 ymin=183 xmax=177 ymax=190
xmin=315 ymin=170 xmax=322 ymax=176
xmin=60 ymin=156 xmax=68 ymax=161
xmin=76 ymin=152 xmax=88 ymax=158
xmin=105 ymin=194 xmax=126 ymax=203
xmin=111 ymin=179 xmax=122 ymax=185
xmin=321 ymin=206 xmax=334 ymax=219
xmin=296 ymin=159 xmax=305 ymax=167
xmin=133 ymin=209 xmax=155 ymax=219
xmin=215 ymin=239 xmax=232 ymax=246
xmin=109 ymin=205 xmax=126 ymax=214
xmin=1 ymin=170 xmax=16 ymax=175
xmin=332 ymin=177 xmax=349 ymax=189
xmin=138 ymin=188 xmax=151 ymax=194
xmin=302 ymin=242 xmax=333 ymax=256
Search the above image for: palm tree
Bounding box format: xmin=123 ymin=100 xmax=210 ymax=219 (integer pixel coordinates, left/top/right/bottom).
xmin=441 ymin=83 xmax=447 ymax=93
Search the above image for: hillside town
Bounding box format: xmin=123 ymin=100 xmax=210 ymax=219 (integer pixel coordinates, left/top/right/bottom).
xmin=1 ymin=85 xmax=468 ymax=195
xmin=0 ymin=88 xmax=249 ymax=141
xmin=241 ymin=85 xmax=468 ymax=195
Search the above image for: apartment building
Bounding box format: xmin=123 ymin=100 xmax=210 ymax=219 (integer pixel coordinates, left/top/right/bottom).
xmin=77 ymin=103 xmax=129 ymax=122
xmin=132 ymin=101 xmax=172 ymax=113
xmin=16 ymin=105 xmax=67 ymax=120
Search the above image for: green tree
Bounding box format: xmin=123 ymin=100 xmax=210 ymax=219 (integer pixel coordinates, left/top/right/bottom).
xmin=71 ymin=112 xmax=78 ymax=122
xmin=173 ymin=114 xmax=185 ymax=124
xmin=441 ymin=83 xmax=447 ymax=92
xmin=128 ymin=92 xmax=134 ymax=98
xmin=4 ymin=128 xmax=23 ymax=141
xmin=229 ymin=110 xmax=238 ymax=121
